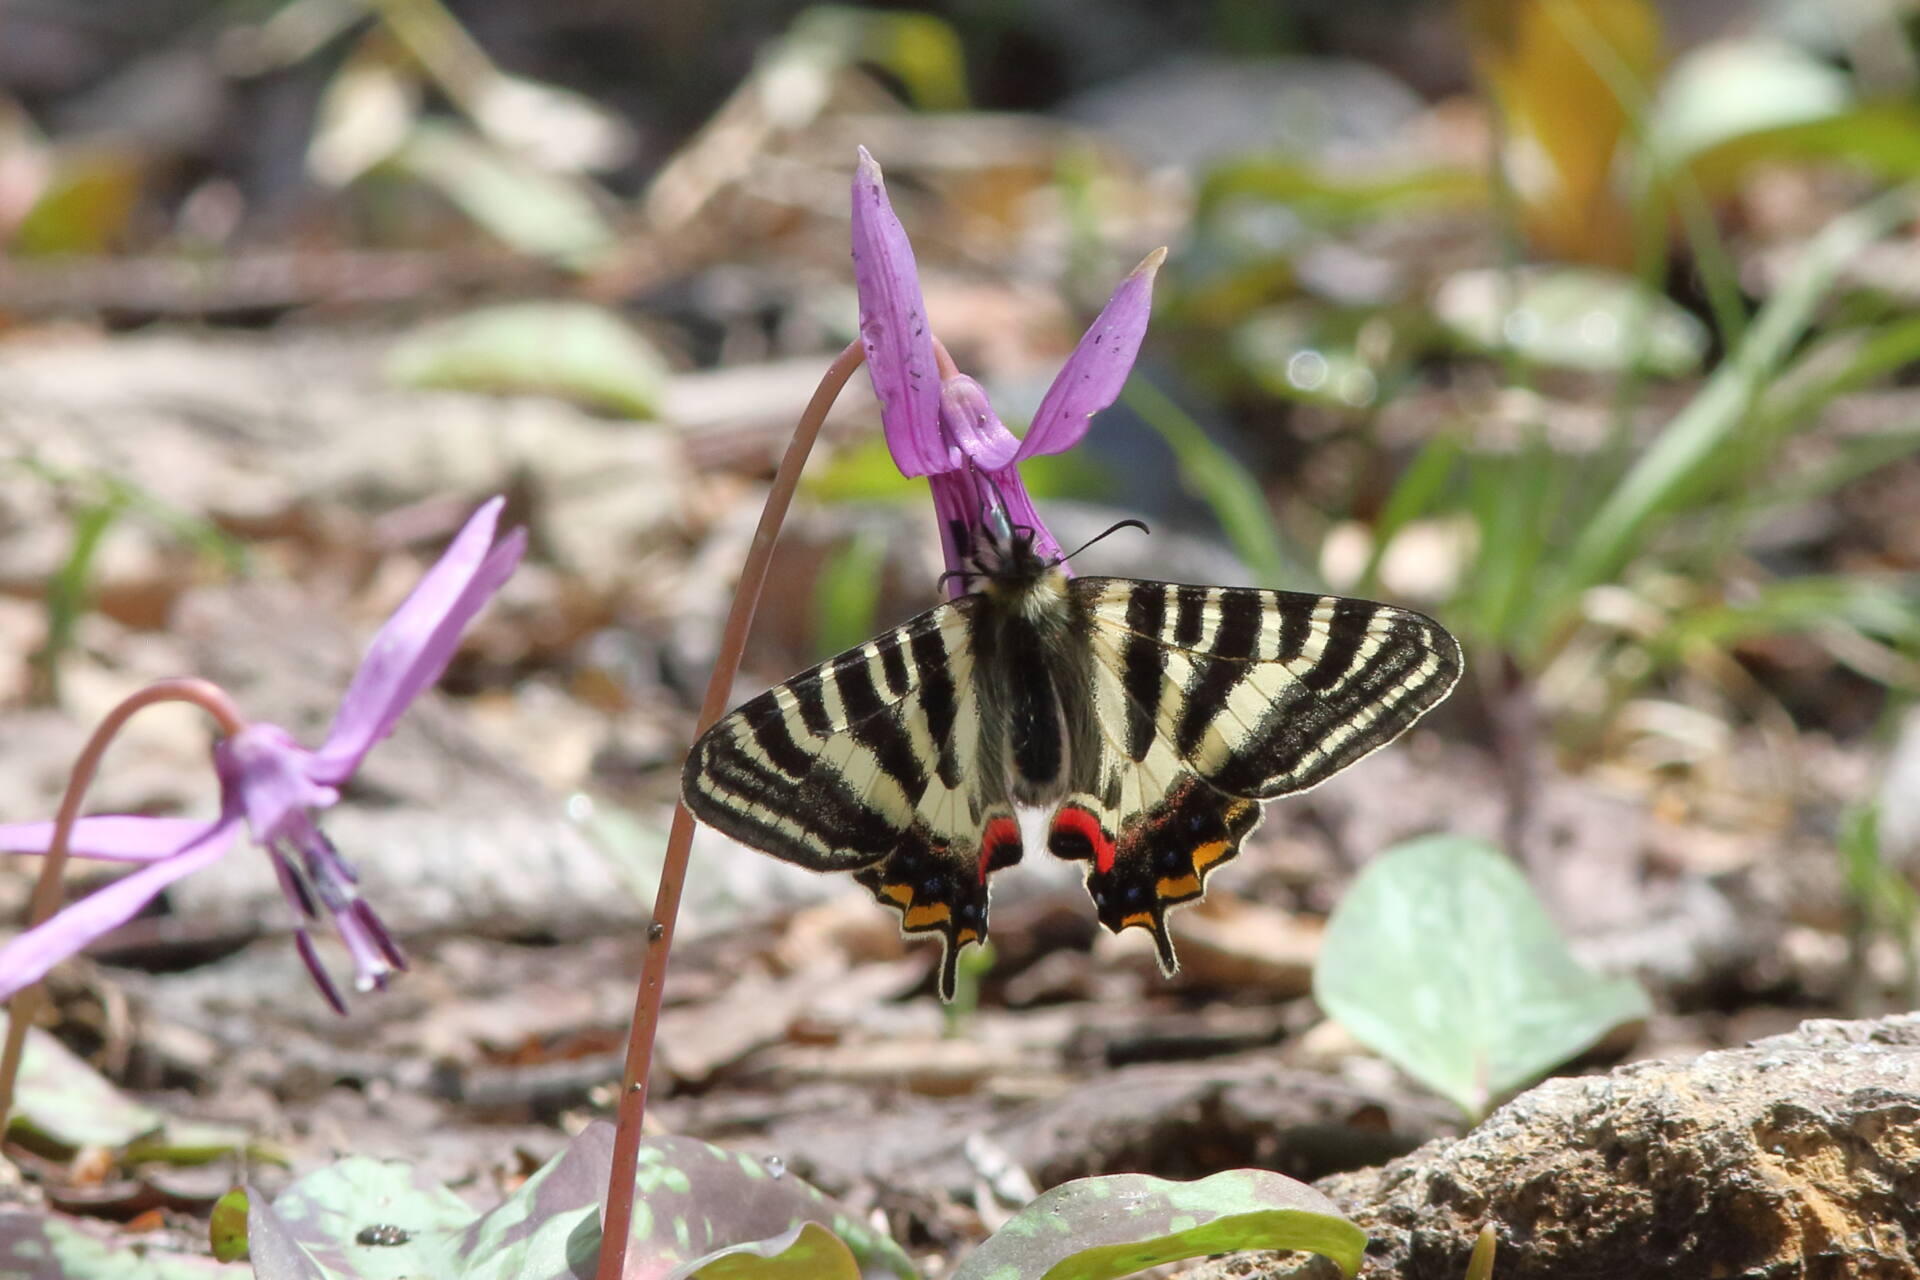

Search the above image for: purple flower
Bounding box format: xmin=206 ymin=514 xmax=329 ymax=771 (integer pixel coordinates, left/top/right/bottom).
xmin=851 ymin=147 xmax=1162 ymax=595
xmin=0 ymin=498 xmax=526 ymax=1013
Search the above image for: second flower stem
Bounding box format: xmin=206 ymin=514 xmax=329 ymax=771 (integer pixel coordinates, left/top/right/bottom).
xmin=0 ymin=677 xmax=247 ymax=1126
xmin=595 ymin=339 xmax=865 ymax=1280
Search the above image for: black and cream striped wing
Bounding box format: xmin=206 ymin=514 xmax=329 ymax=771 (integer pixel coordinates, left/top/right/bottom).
xmin=1081 ymin=581 xmax=1462 ymax=798
xmin=681 ymin=598 xmax=1022 ymax=998
xmin=1045 ymin=579 xmax=1461 ymax=969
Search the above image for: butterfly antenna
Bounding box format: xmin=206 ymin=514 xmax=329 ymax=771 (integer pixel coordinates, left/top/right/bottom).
xmin=1057 ymin=518 xmax=1151 ymax=565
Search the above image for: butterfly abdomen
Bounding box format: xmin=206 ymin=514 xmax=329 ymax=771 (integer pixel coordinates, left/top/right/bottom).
xmin=977 ymin=567 xmax=1089 ymax=808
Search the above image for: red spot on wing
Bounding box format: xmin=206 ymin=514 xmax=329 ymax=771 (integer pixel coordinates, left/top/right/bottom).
xmin=1052 ymin=805 xmax=1116 ymax=874
xmin=979 ymin=816 xmax=1022 ymax=884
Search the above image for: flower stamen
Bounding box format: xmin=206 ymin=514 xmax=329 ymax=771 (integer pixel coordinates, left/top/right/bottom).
xmin=294 ymin=930 xmax=348 ymax=1016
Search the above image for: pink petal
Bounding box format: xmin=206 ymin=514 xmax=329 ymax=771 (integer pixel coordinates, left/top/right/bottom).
xmin=852 ymin=148 xmax=945 ymax=478
xmin=1019 ymin=248 xmax=1165 ymax=460
xmin=927 ymin=472 xmax=978 ymax=599
xmin=311 ymin=501 xmax=526 ymax=782
xmin=926 ymin=463 xmax=1072 ymax=600
xmin=0 ymin=817 xmax=227 ymax=864
xmin=0 ymin=817 xmax=240 ymax=1001
xmin=215 ymin=725 xmax=338 ymax=845
xmin=938 ymin=376 xmax=1021 ymax=470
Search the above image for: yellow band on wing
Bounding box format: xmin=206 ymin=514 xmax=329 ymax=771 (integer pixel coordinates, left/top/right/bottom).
xmin=1190 ymin=839 xmax=1233 ymax=872
xmin=904 ymin=902 xmax=952 ymax=929
xmin=1155 ymin=873 xmax=1202 ymax=901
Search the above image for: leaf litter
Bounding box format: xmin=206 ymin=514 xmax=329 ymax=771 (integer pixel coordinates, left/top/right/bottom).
xmin=0 ymin=13 xmax=1914 ymax=1273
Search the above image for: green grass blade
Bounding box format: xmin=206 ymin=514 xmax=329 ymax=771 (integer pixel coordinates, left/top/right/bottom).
xmin=1549 ymin=186 xmax=1918 ymax=617
xmin=1122 ymin=379 xmax=1309 ymax=587
xmin=1766 ymin=426 xmax=1920 ymax=510
xmin=1359 ymin=431 xmax=1462 ymax=595
xmin=812 ymin=529 xmax=889 ymax=659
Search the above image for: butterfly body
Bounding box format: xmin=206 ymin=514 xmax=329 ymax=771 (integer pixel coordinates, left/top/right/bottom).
xmin=684 ymin=524 xmax=1461 ymax=998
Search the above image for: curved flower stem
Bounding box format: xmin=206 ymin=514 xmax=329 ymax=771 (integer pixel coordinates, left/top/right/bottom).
xmin=596 ymin=340 xmax=865 ymax=1280
xmin=0 ymin=677 xmax=246 ymax=1127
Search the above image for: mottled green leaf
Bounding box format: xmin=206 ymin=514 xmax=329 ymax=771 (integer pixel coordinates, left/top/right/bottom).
xmin=245 ymin=1123 xmax=916 ymax=1280
xmin=0 ymin=1211 xmax=245 ymax=1278
xmin=595 ymin=1133 xmax=914 ymax=1280
xmin=1688 ymin=102 xmax=1920 ymax=193
xmin=675 ymin=1221 xmax=863 ymax=1279
xmin=950 ymin=1168 xmax=1366 ymax=1280
xmin=246 ymin=1153 xmax=474 ymax=1280
xmin=387 ymin=302 xmax=669 ymax=418
xmin=0 ymin=1012 xmax=161 ymax=1149
xmin=1314 ymin=835 xmax=1649 ymax=1119
xmin=1433 ymin=266 xmax=1706 ymax=376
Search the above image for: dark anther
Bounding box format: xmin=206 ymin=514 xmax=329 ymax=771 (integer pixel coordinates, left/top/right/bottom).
xmin=351 ymin=899 xmax=409 ymax=971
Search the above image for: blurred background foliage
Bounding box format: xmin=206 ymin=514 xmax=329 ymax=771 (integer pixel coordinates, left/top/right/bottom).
xmin=5 ymin=0 xmax=1920 ymax=1011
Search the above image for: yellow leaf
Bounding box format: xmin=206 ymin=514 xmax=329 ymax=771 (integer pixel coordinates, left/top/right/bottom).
xmin=11 ymin=145 xmax=144 ymax=256
xmin=1462 ymin=0 xmax=1663 ymax=265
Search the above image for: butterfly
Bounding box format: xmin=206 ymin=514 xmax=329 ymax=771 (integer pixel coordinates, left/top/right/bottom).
xmin=682 ymin=511 xmax=1462 ymax=999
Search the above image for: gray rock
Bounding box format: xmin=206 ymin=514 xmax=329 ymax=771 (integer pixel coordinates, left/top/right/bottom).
xmin=1190 ymin=1014 xmax=1920 ymax=1279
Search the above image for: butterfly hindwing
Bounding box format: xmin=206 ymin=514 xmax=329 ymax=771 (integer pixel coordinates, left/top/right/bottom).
xmin=1051 ymin=579 xmax=1462 ymax=968
xmin=682 ymin=598 xmax=1016 ymax=997
xmin=1048 ymin=781 xmax=1261 ymax=973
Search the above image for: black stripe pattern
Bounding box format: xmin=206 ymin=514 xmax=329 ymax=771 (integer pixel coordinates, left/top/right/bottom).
xmin=1121 ymin=582 xmax=1168 ymax=761
xmin=1075 ymin=579 xmax=1462 ymax=801
xmin=684 ymin=559 xmax=1463 ymax=1002
xmin=682 ymin=599 xmax=982 ymax=872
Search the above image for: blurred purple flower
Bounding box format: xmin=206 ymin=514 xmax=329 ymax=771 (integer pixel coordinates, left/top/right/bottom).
xmin=0 ymin=498 xmax=526 ymax=1013
xmin=851 ymin=147 xmax=1163 ymax=595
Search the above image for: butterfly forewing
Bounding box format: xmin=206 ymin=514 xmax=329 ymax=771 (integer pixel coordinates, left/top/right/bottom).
xmin=682 ymin=598 xmax=1018 ymax=997
xmin=1075 ymin=580 xmax=1462 ymax=797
